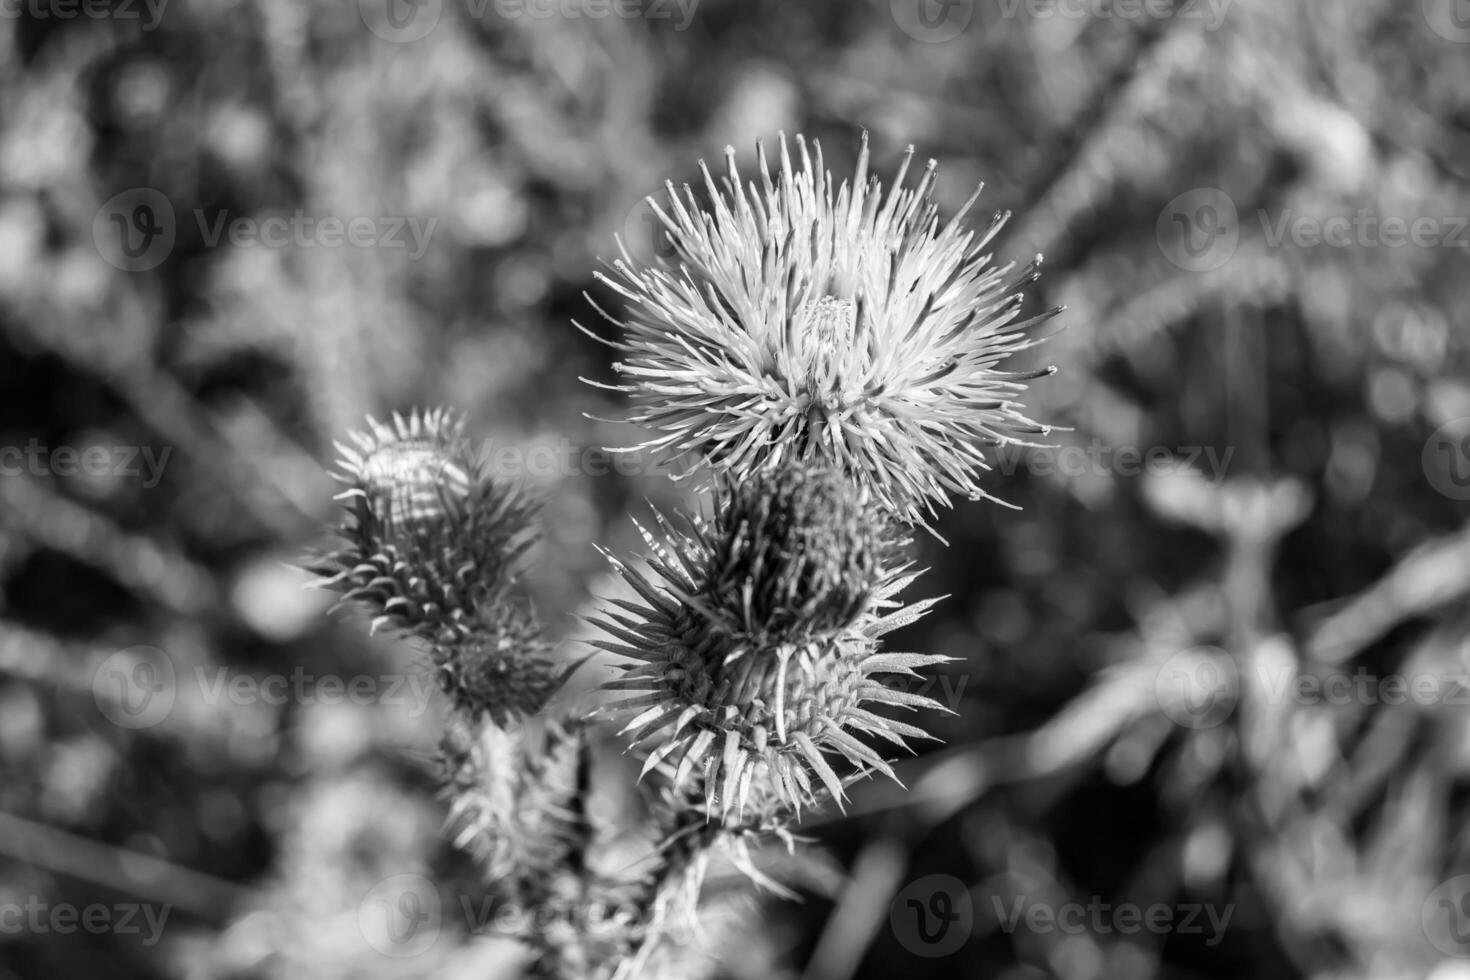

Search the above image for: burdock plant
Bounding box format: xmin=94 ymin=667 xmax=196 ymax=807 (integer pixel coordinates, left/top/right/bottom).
xmin=314 ymin=133 xmax=1060 ymax=979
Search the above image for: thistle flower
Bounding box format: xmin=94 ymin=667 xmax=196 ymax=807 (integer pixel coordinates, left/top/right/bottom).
xmin=314 ymin=408 xmax=534 ymax=641
xmin=313 ymin=409 xmax=570 ymax=721
xmin=586 ymin=132 xmax=1062 ymax=524
xmin=593 ymin=465 xmax=950 ymax=818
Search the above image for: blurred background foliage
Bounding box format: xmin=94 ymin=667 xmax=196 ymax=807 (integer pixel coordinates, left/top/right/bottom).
xmin=1 ymin=0 xmax=1469 ymax=978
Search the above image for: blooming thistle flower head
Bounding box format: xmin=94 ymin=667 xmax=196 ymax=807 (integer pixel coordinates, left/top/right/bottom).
xmin=586 ymin=132 xmax=1062 ymax=525
xmin=593 ymin=465 xmax=951 ymax=819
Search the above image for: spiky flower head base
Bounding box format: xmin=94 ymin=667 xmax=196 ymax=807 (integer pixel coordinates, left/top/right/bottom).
xmin=588 ymin=132 xmax=1062 ymax=525
xmin=318 ymin=409 xmax=533 ymax=640
xmin=595 ymin=464 xmax=950 ymax=819
xmin=704 ymin=464 xmax=894 ymax=643
xmin=313 ymin=409 xmax=569 ymax=723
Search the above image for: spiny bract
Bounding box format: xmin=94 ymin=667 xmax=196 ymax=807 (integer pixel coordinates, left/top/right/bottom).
xmin=585 ymin=131 xmax=1062 ymax=525
xmin=703 ymin=464 xmax=892 ymax=643
xmin=593 ymin=467 xmax=952 ymax=818
xmin=440 ymin=713 xmax=589 ymax=891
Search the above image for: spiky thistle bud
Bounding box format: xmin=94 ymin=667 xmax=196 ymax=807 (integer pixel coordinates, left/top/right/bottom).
xmin=433 ymin=596 xmax=573 ymax=725
xmin=585 ymin=131 xmax=1062 ymax=525
xmin=704 ymin=464 xmax=891 ymax=643
xmin=313 ymin=408 xmax=571 ymax=721
xmin=316 ymin=408 xmax=535 ymax=641
xmin=593 ymin=465 xmax=951 ymax=818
